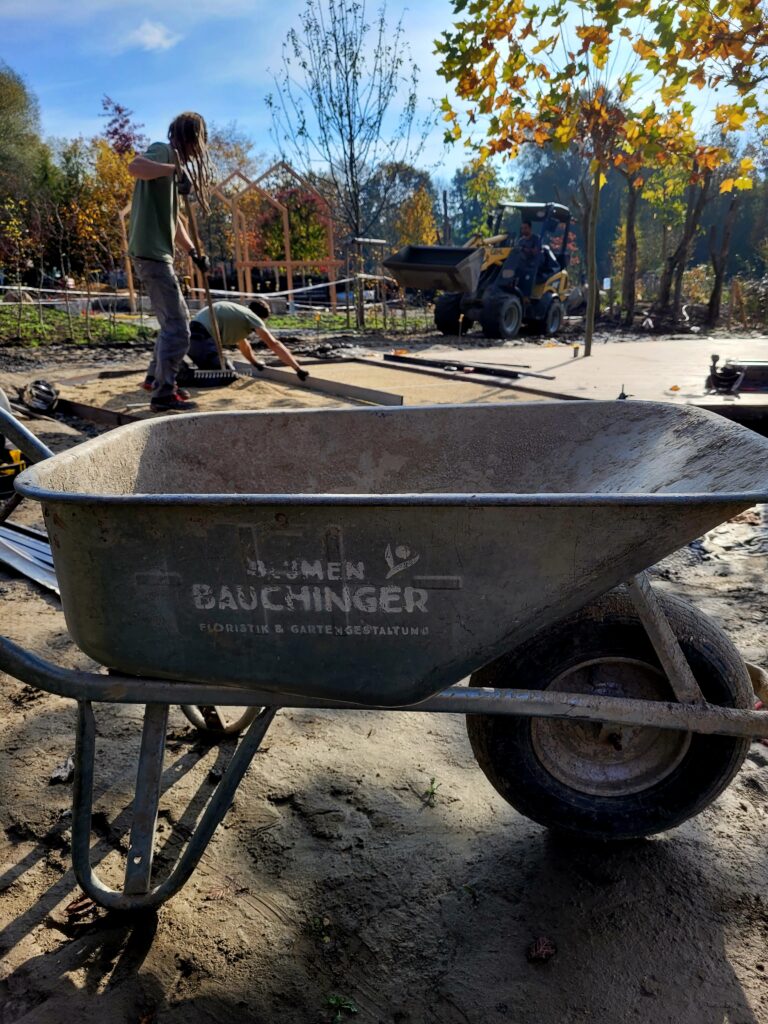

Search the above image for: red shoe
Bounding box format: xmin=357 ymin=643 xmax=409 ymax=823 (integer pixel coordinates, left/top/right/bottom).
xmin=151 ymin=392 xmax=197 ymax=412
xmin=175 ymin=387 xmax=191 ymax=400
xmin=141 ymin=377 xmax=154 ymax=392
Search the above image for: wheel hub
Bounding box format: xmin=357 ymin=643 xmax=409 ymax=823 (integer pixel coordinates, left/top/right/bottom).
xmin=530 ymin=658 xmax=691 ymax=797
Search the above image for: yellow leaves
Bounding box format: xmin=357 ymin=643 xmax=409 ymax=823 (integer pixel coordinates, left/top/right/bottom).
xmin=394 ymin=186 xmax=438 ymax=248
xmin=739 ymin=155 xmax=755 ymax=175
xmin=714 ymin=103 xmax=749 ymax=130
xmin=720 ymin=178 xmax=735 ymax=193
xmin=733 ymin=176 xmax=754 ymax=190
xmin=660 ymin=81 xmax=685 ymax=105
xmin=531 ymin=35 xmax=557 ymax=54
xmin=632 ymin=38 xmax=657 ymax=60
xmin=697 ymin=147 xmax=726 ymax=172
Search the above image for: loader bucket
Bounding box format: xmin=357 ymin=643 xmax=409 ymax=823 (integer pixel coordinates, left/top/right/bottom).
xmin=383 ymin=245 xmax=484 ymax=294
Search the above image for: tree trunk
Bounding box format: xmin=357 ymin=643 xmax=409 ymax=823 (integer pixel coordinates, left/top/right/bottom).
xmin=621 ymin=179 xmax=639 ymax=327
xmin=672 ymin=256 xmax=686 ymax=320
xmin=584 ymin=167 xmax=601 ymax=357
xmin=655 ymin=171 xmax=711 ymax=317
xmin=707 ymin=195 xmax=739 ymax=327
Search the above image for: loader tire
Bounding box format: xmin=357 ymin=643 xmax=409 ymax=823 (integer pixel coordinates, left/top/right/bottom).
xmin=480 ymin=294 xmax=523 ymax=339
xmin=542 ymin=297 xmax=563 ymax=336
xmin=434 ymin=293 xmax=472 ymax=336
xmin=466 ymin=589 xmax=752 ymax=839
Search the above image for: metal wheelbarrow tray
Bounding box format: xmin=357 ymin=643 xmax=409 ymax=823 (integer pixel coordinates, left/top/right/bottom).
xmin=2 ymin=400 xmax=768 ymax=912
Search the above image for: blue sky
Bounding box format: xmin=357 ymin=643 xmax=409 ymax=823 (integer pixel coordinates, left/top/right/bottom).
xmin=2 ymin=0 xmax=460 ymax=177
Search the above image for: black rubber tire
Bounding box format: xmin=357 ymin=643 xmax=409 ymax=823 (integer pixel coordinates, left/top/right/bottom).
xmin=543 ymin=297 xmax=563 ymax=336
xmin=466 ymin=589 xmax=752 ymax=839
xmin=480 ymin=294 xmax=523 ymax=339
xmin=434 ymin=293 xmax=472 ymax=335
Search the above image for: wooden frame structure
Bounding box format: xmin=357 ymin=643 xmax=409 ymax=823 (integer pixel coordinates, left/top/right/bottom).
xmin=232 ymin=162 xmax=341 ymax=309
xmin=119 ymin=162 xmax=341 ymax=312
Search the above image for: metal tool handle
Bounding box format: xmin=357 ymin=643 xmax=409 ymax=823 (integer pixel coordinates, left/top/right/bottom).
xmin=172 ymin=149 xmax=226 ymax=370
xmin=0 ymin=406 xmax=54 ymax=464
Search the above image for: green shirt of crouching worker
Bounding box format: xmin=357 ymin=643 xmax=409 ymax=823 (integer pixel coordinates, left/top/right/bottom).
xmin=189 ymin=298 xmax=309 ymax=380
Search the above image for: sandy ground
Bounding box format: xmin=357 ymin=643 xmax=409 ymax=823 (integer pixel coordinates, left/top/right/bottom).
xmin=0 ymin=341 xmax=767 ymax=1024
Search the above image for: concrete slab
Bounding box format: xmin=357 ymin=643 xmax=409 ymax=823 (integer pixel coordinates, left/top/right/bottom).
xmin=421 ymin=337 xmax=768 ymax=410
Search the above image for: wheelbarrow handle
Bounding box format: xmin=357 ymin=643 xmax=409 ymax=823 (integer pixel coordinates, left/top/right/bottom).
xmin=0 ymin=407 xmax=54 ymax=464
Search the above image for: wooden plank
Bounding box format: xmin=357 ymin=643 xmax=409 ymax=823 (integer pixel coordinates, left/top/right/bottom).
xmin=234 ymin=362 xmax=403 ymax=406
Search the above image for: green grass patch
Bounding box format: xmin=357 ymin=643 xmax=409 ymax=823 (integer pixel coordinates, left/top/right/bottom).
xmin=0 ymin=304 xmax=144 ymax=346
xmin=0 ymin=301 xmax=436 ymax=348
xmin=268 ymin=305 xmax=434 ymax=334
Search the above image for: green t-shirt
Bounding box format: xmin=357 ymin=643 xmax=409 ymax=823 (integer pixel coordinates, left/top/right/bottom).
xmin=193 ymin=302 xmax=265 ymax=346
xmin=128 ymin=142 xmax=178 ymax=262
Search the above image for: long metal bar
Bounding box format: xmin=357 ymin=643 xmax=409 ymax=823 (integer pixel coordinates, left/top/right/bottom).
xmin=55 ymin=398 xmax=139 ymax=427
xmin=124 ymin=703 xmax=169 ymax=895
xmin=72 ymin=702 xmax=276 ymax=910
xmin=234 ymin=362 xmax=403 ymax=406
xmin=383 ymin=352 xmax=555 ymax=382
xmin=627 ymin=573 xmax=705 ymax=704
xmin=3 ymin=639 xmax=767 ymax=738
xmin=172 ymin=149 xmax=226 ymax=370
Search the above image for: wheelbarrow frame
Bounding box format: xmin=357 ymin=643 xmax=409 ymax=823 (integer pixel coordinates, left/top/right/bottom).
xmin=0 ymin=406 xmax=766 ymax=910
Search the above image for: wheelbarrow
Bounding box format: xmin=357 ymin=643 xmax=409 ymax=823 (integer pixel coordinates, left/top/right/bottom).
xmin=1 ymin=400 xmax=768 ymax=913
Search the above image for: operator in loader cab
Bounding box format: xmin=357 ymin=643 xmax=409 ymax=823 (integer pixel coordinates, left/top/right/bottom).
xmin=517 ymin=220 xmax=541 ymax=262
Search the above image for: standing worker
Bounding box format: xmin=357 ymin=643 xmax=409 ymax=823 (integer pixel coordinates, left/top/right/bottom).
xmin=128 ymin=112 xmax=212 ymax=412
xmin=185 ymin=298 xmax=310 ymax=379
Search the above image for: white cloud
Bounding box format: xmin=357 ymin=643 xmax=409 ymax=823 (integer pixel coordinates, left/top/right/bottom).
xmin=117 ymin=19 xmax=182 ymax=52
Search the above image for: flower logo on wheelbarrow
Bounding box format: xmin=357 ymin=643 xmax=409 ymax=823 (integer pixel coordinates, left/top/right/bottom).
xmin=384 ymin=543 xmax=420 ymax=579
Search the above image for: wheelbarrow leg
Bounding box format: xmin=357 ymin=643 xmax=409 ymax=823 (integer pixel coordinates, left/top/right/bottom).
xmin=71 ymin=700 xmax=277 ymax=910
xmin=627 ymin=573 xmax=705 ymax=705
xmin=124 ymin=703 xmax=169 ymax=895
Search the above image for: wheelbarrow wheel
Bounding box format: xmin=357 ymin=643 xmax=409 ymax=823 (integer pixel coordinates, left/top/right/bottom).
xmin=180 ymin=704 xmax=262 ymax=737
xmin=466 ymin=589 xmax=753 ymax=839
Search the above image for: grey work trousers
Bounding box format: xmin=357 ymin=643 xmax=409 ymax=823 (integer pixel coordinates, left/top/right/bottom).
xmin=133 ymin=257 xmax=190 ymax=399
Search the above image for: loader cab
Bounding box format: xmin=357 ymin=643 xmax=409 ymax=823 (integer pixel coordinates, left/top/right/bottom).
xmin=491 ymin=202 xmax=571 ymax=274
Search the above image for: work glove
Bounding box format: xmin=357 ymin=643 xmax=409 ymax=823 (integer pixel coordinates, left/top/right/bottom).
xmin=296 ymin=368 xmax=309 ymax=382
xmin=189 ymin=249 xmax=210 ymax=273
xmin=176 ymin=172 xmax=192 ymax=196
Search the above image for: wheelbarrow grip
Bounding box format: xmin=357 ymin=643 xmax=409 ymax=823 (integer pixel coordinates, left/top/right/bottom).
xmin=0 ymin=407 xmax=54 ymax=464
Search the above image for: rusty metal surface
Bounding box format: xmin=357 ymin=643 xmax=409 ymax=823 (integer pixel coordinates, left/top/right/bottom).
xmin=15 ymin=401 xmax=768 ymax=705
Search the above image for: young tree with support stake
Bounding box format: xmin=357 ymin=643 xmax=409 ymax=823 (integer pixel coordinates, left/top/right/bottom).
xmin=267 ymin=0 xmax=432 ymax=239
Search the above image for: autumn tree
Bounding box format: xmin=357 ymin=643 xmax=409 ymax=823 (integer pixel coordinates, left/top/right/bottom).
xmin=100 ymin=96 xmax=147 ymax=156
xmin=208 ymin=121 xmax=264 ymax=181
xmin=362 ymin=161 xmax=435 ymax=245
xmin=393 ymin=186 xmax=438 ymax=247
xmin=267 ymin=0 xmax=431 ymax=238
xmin=437 ymin=0 xmax=763 ymax=350
xmin=449 ymin=162 xmax=512 ymax=241
xmin=0 ymin=62 xmax=44 ymax=201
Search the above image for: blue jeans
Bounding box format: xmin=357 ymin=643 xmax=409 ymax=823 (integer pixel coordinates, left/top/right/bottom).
xmin=133 ymin=258 xmax=190 ymax=399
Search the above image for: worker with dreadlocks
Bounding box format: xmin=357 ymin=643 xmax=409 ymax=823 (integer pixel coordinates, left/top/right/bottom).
xmin=128 ymin=111 xmax=213 ymax=412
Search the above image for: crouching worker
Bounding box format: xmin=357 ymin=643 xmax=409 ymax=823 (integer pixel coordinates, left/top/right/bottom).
xmin=189 ymin=298 xmax=309 ymax=381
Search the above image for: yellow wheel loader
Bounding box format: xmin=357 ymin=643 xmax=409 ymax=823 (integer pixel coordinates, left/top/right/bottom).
xmin=384 ymin=202 xmax=571 ymax=340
